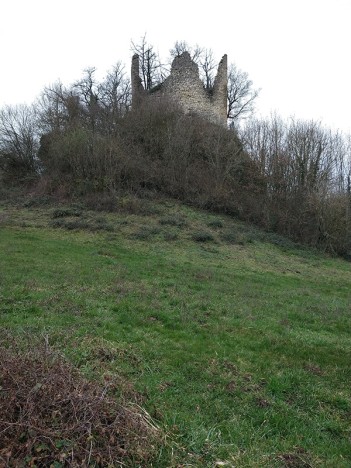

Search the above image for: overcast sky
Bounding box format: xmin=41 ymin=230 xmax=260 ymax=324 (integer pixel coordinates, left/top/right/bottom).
xmin=1 ymin=0 xmax=350 ymax=133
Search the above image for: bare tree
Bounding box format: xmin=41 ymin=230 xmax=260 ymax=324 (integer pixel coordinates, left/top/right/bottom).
xmin=240 ymin=115 xmax=345 ymax=195
xmin=199 ymin=49 xmax=217 ymax=90
xmin=73 ymin=68 xmax=98 ymax=107
xmin=227 ymin=64 xmax=260 ymax=123
xmin=0 ymin=104 xmax=39 ymax=181
xmin=37 ymin=82 xmax=82 ymax=134
xmin=99 ymin=62 xmax=131 ymax=116
xmin=98 ymin=62 xmax=131 ymax=136
xmin=170 ymin=40 xmax=202 ymax=61
xmin=131 ymin=35 xmax=165 ymax=90
xmin=39 ymin=65 xmax=130 ymax=139
xmin=72 ymin=67 xmax=102 ymax=135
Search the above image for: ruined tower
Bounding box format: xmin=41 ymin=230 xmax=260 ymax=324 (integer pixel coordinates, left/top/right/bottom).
xmin=131 ymin=52 xmax=228 ymax=127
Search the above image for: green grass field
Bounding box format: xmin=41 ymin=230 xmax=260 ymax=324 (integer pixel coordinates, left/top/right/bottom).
xmin=1 ymin=196 xmax=350 ymax=466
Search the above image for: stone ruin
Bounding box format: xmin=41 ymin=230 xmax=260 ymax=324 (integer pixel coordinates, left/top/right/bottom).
xmin=131 ymin=51 xmax=227 ymax=127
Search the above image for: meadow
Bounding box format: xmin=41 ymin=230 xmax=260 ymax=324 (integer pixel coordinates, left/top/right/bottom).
xmin=0 ymin=195 xmax=350 ymax=466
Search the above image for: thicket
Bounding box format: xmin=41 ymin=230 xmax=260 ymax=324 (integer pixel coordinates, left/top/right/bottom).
xmin=0 ymin=335 xmax=159 ymax=465
xmin=240 ymin=116 xmax=351 ymax=255
xmin=1 ymin=66 xmax=350 ymax=257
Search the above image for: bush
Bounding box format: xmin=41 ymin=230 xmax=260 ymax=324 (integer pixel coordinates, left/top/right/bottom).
xmin=130 ymin=226 xmax=161 ymax=240
xmin=207 ymin=219 xmax=224 ymax=229
xmin=0 ymin=338 xmax=159 ymax=466
xmin=220 ymin=229 xmax=246 ymax=245
xmin=50 ymin=218 xmax=114 ymax=232
xmin=159 ymin=215 xmax=188 ymax=228
xmin=84 ymin=193 xmax=119 ymax=212
xmin=51 ymin=208 xmax=82 ymax=218
xmin=51 ymin=219 xmax=90 ymax=230
xmin=23 ymin=195 xmax=56 ymax=208
xmin=163 ymin=230 xmax=179 ymax=241
xmin=192 ymin=231 xmax=215 ymax=243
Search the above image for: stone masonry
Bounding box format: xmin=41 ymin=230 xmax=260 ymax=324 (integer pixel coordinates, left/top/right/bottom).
xmin=131 ymin=52 xmax=228 ymax=127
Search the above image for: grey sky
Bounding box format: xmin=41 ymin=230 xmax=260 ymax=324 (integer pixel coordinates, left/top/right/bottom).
xmin=1 ymin=0 xmax=350 ymax=133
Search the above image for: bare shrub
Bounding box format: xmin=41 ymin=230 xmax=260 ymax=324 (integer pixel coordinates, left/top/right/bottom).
xmin=0 ymin=338 xmax=159 ymax=466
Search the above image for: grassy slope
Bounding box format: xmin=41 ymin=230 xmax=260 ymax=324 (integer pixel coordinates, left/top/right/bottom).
xmin=0 ymin=198 xmax=350 ymax=466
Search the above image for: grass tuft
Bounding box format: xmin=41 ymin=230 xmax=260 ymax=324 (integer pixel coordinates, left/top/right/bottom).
xmin=159 ymin=215 xmax=188 ymax=228
xmin=51 ymin=208 xmax=82 ymax=218
xmin=129 ymin=226 xmax=161 ymax=240
xmin=207 ymin=219 xmax=224 ymax=229
xmin=192 ymin=230 xmax=215 ymax=242
xmin=163 ymin=230 xmax=179 ymax=241
xmin=220 ymin=229 xmax=249 ymax=245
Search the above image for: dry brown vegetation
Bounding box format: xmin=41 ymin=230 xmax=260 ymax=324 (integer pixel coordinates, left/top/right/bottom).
xmin=0 ymin=334 xmax=159 ymax=467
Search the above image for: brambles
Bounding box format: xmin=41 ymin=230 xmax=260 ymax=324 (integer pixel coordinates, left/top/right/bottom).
xmin=0 ymin=337 xmax=159 ymax=466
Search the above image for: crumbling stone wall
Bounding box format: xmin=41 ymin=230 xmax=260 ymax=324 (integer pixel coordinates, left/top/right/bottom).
xmin=131 ymin=52 xmax=227 ymax=126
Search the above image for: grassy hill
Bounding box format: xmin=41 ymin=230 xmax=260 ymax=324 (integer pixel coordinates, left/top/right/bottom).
xmin=0 ymin=195 xmax=350 ymax=466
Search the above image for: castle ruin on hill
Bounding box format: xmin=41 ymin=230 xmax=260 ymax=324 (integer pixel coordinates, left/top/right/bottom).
xmin=131 ymin=52 xmax=228 ymax=127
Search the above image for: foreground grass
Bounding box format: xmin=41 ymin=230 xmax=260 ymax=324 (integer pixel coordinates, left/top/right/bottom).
xmin=0 ymin=197 xmax=350 ymax=466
